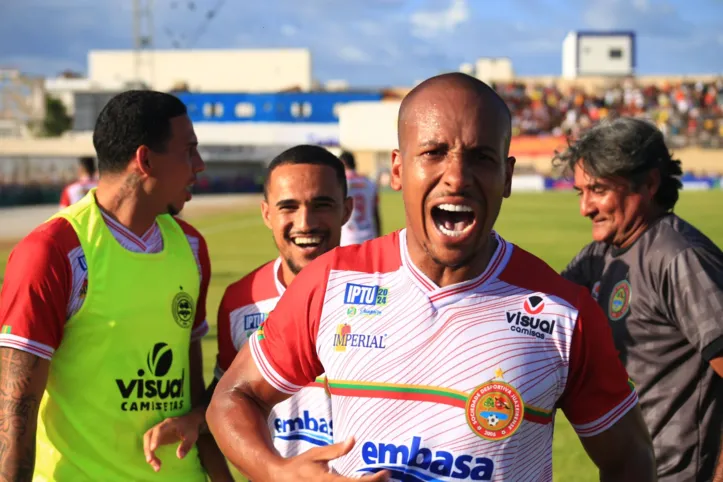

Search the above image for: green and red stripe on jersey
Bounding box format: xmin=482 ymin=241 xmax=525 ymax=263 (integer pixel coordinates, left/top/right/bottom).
xmin=326 ymin=379 xmax=554 ymax=425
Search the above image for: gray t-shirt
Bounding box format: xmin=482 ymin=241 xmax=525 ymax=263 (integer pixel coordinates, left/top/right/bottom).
xmin=562 ymin=213 xmax=723 ymax=482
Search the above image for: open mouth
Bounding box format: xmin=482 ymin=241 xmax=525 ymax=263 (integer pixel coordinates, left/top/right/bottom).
xmin=291 ymin=235 xmax=325 ymax=249
xmin=431 ymin=203 xmax=476 ymax=237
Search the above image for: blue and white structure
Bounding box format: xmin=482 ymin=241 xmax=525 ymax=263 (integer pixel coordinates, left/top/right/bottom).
xmin=175 ymin=91 xmax=383 ymax=147
xmin=562 ymin=31 xmax=636 ymax=78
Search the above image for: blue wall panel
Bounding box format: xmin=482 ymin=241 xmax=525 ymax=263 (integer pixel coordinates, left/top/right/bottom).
xmin=176 ymin=92 xmax=383 ymax=124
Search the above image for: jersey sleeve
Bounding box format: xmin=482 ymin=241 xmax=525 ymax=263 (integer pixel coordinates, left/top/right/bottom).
xmin=560 ymin=242 xmax=597 ymax=289
xmin=0 ymin=232 xmax=71 ymax=359
xmin=59 ymin=186 xmax=71 ymax=208
xmin=214 ymin=287 xmax=237 ymax=380
xmin=664 ymin=247 xmax=723 ymax=362
xmin=177 ymin=218 xmax=210 ymax=341
xmin=248 ymin=255 xmax=330 ymax=394
xmin=558 ymin=288 xmax=639 ymax=437
xmin=191 ymin=232 xmax=211 ymax=341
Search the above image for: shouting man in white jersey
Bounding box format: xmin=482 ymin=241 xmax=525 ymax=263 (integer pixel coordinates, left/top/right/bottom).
xmin=338 ymin=151 xmax=381 ymax=246
xmin=206 ymin=73 xmax=656 ymax=482
xmin=144 ymin=145 xmax=351 ymax=470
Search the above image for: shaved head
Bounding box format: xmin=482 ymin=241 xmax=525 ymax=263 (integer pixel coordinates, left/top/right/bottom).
xmin=389 ymin=71 xmax=516 ymax=287
xmin=397 ymin=72 xmax=512 ymax=156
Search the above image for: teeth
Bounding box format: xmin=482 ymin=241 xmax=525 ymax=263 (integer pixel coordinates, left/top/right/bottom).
xmin=294 ymin=236 xmax=322 ymax=246
xmin=437 ymin=223 xmax=473 ymax=237
xmin=437 ymin=203 xmax=473 ymax=212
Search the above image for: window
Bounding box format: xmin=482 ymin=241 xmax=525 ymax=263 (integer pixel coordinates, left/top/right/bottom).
xmin=235 ymin=102 xmax=255 ymax=118
xmin=609 ymin=48 xmax=623 ymax=59
xmin=202 ymin=102 xmax=213 ymax=117
xmin=302 ymin=102 xmax=312 ymax=118
xmin=291 ymin=102 xmax=301 ymax=118
xmin=214 ymin=102 xmax=224 ymax=117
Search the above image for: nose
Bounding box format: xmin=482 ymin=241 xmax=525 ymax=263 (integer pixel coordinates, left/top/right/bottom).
xmin=579 ymin=191 xmax=596 ymax=218
xmin=442 ymin=152 xmax=473 ymax=192
xmin=193 ymin=151 xmax=206 ymax=174
xmin=294 ymin=205 xmax=318 ymax=233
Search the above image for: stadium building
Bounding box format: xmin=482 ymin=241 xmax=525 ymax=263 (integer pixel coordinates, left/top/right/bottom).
xmin=0 ymin=37 xmax=721 ymax=206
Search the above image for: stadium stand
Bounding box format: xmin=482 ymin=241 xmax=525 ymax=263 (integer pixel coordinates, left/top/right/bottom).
xmin=493 ymin=78 xmax=723 ymax=148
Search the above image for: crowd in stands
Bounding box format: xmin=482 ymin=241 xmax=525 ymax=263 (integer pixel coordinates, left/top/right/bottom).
xmin=493 ymin=77 xmax=723 ymax=148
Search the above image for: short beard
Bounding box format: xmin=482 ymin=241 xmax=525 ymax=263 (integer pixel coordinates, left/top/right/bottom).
xmin=284 ymin=256 xmax=304 ymax=275
xmin=423 ymin=230 xmax=495 ymax=270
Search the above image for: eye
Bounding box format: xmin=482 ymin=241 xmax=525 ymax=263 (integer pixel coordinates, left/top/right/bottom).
xmin=421 ymin=149 xmax=444 ymax=159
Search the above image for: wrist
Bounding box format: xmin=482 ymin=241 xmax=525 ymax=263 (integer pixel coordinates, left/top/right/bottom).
xmin=191 ymin=405 xmax=208 ymax=434
xmin=265 ymin=454 xmax=291 ymax=481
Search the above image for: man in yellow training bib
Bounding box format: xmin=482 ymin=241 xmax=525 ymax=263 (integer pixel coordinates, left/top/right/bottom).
xmin=0 ymin=90 xmax=232 ymax=481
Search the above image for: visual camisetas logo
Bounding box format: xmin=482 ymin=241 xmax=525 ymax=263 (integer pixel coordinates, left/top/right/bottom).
xmin=506 ymin=295 xmax=556 ymax=339
xmin=115 ymin=342 xmax=185 ymax=412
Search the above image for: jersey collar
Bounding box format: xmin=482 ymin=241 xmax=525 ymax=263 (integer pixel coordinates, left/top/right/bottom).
xmin=398 ymin=228 xmax=513 ymax=310
xmin=273 ymin=257 xmax=286 ymax=296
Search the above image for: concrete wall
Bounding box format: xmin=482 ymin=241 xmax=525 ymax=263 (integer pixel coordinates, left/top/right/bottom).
xmin=88 ymin=48 xmax=313 ymax=93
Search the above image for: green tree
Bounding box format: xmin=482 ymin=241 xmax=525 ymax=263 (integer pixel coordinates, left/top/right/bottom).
xmin=40 ymin=95 xmax=72 ymax=137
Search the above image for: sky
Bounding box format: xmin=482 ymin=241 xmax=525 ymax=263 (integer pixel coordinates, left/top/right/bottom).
xmin=0 ymin=0 xmax=722 ymax=88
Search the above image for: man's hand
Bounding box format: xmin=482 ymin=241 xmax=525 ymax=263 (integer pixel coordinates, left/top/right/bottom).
xmin=271 ymin=437 xmax=390 ymax=482
xmin=143 ymin=407 xmax=205 ymax=472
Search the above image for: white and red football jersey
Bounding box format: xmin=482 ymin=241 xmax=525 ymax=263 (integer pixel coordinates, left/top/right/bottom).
xmin=249 ymin=229 xmax=638 ymax=481
xmin=341 ymin=171 xmax=379 ymax=246
xmin=0 ymin=209 xmax=210 ymax=361
xmin=215 ymin=257 xmax=333 ymax=458
xmin=59 ymin=178 xmax=99 ymax=209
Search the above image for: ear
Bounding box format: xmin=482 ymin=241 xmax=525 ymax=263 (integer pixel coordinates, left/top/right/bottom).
xmin=390 ymin=149 xmax=403 ymax=192
xmin=644 ymin=168 xmax=661 ymax=200
xmin=503 ymin=156 xmax=516 ymax=198
xmin=342 ymin=195 xmax=354 ymax=225
xmin=133 ymin=145 xmax=152 ymax=177
xmin=261 ymin=200 xmax=272 ymax=230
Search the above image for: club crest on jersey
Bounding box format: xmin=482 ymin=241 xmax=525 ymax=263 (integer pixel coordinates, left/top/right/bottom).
xmin=357 ymin=436 xmax=494 ymax=481
xmin=171 ymin=287 xmax=195 ymax=329
xmin=343 ymin=283 xmax=389 ymax=307
xmin=609 ymin=280 xmax=632 ymax=321
xmin=333 ymin=323 xmax=387 ymax=352
xmin=506 ymin=295 xmax=555 ymax=339
xmin=466 ymin=370 xmax=524 ymax=441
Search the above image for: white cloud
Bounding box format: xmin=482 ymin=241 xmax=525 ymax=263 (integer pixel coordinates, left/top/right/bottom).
xmin=336 ymin=46 xmax=372 ymax=64
xmin=280 ymin=24 xmax=297 ymax=37
xmin=410 ymin=0 xmax=470 ymax=39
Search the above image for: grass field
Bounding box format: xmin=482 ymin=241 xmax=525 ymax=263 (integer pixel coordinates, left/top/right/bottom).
xmin=1 ymin=189 xmax=722 ymax=481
